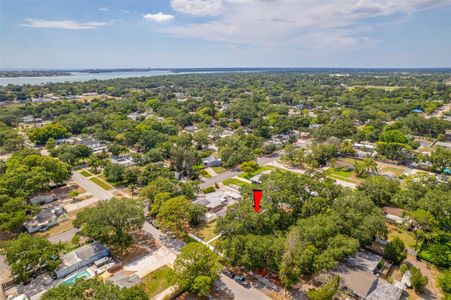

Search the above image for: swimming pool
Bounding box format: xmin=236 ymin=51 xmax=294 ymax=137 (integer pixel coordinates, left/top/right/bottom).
xmin=62 ymin=270 xmax=92 ymax=285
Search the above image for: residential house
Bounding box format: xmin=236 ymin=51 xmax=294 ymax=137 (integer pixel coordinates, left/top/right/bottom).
xmin=382 ymin=207 xmax=405 ymax=224
xmin=23 ymin=205 xmax=64 ymax=233
xmin=193 ymin=190 xmax=241 ymax=223
xmin=335 ymin=251 xmax=404 ymax=300
xmin=53 ymin=242 xmax=109 ymax=279
xmin=111 ymin=156 xmax=135 ymax=167
xmin=250 ymin=170 xmax=273 ymax=185
xmin=77 ymin=139 xmax=108 ymax=153
xmin=29 ymin=194 xmax=55 ymax=205
xmin=202 ymin=156 xmax=221 ymax=167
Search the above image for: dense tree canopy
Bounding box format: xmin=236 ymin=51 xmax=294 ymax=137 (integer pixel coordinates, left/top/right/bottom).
xmin=2 ymin=234 xmax=62 ymax=281
xmin=41 ymin=278 xmax=148 ymax=300
xmin=74 ymin=198 xmax=145 ymax=251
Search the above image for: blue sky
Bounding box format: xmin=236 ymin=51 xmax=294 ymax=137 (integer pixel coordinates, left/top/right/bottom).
xmin=1 ymin=0 xmax=450 ymax=69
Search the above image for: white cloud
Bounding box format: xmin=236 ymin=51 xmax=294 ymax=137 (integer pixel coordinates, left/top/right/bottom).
xmin=166 ymin=0 xmax=451 ymax=50
xmin=121 ymin=10 xmax=131 ymax=14
xmin=171 ymin=0 xmax=224 ymax=16
xmin=98 ymin=8 xmax=109 ymax=12
xmin=143 ymin=12 xmax=174 ymax=22
xmin=21 ymin=19 xmax=108 ymax=30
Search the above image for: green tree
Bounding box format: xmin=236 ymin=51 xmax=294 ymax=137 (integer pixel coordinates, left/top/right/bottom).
xmin=354 ymin=158 xmax=378 ymax=178
xmin=41 ymin=278 xmax=148 ymax=300
xmin=157 ymin=196 xmax=192 ymax=235
xmin=74 ymin=198 xmax=145 ymax=252
xmin=2 ymin=234 xmax=61 ymax=281
xmin=438 ymin=269 xmax=451 ymax=296
xmin=173 ymin=243 xmax=222 ymax=296
xmin=27 ymin=123 xmax=68 ymax=144
xmin=104 ymin=162 xmax=126 ymax=182
xmin=307 ymin=275 xmax=340 ymax=300
xmin=411 ymin=267 xmax=428 ymax=292
xmin=357 ymin=176 xmax=400 ymax=206
xmin=384 ymin=237 xmax=407 ymax=264
xmin=240 ymin=161 xmax=259 ymax=173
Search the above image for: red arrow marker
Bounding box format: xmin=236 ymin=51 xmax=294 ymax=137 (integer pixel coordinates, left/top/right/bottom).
xmin=253 ymin=189 xmax=262 ymax=213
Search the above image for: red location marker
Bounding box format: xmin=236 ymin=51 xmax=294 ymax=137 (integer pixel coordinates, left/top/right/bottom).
xmin=253 ymin=189 xmax=262 ymax=213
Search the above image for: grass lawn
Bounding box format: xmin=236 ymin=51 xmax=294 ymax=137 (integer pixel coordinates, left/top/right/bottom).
xmin=80 ymin=170 xmax=92 ymax=177
xmin=89 ymin=177 xmax=112 ymax=190
xmin=388 ymin=225 xmax=416 ymax=249
xmin=325 ymin=168 xmax=363 ymax=184
xmin=193 ymin=221 xmax=218 ymax=242
xmin=37 ymin=220 xmax=74 ymax=238
xmin=223 ymin=178 xmax=251 ymax=188
xmin=380 ymin=166 xmax=404 ymax=177
xmin=239 ymin=166 xmax=274 ymax=180
xmin=199 ymin=169 xmax=212 ymax=178
xmin=212 ymin=166 xmax=226 ymax=174
xmin=142 ymin=265 xmax=176 ymax=298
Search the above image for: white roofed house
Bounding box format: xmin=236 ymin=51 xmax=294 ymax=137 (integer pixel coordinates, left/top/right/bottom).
xmin=193 ymin=190 xmax=240 ymax=223
xmin=52 ymin=242 xmax=109 ymax=279
xmin=23 ymin=205 xmax=65 ymax=233
xmin=77 ymin=139 xmax=108 ymax=153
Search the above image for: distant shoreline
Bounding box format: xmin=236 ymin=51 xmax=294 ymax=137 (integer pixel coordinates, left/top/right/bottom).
xmin=1 ymin=67 xmax=451 ymax=78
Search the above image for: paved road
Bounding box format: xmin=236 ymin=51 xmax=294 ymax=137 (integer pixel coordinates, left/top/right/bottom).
xmin=199 ymin=153 xmax=280 ymax=189
xmin=71 ymin=171 xmax=113 ymax=201
xmin=47 ymin=228 xmax=80 ymax=244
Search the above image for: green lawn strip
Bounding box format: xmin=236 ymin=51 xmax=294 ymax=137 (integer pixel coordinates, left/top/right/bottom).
xmin=89 ymin=177 xmax=113 ymax=190
xmin=239 ymin=165 xmax=275 ymax=179
xmin=212 ymin=166 xmax=226 ymax=174
xmin=223 ymin=178 xmax=251 ymax=188
xmin=80 ymin=170 xmax=92 ymax=177
xmin=142 ymin=265 xmax=175 ymax=299
xmin=199 ymin=169 xmax=212 ymax=178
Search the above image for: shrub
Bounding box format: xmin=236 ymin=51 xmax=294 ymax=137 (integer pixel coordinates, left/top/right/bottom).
xmin=411 ymin=267 xmax=428 ymax=292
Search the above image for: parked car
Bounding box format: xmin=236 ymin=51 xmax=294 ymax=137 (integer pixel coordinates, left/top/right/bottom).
xmin=223 ymin=268 xmax=235 ymax=279
xmin=234 ymin=275 xmax=251 ymax=288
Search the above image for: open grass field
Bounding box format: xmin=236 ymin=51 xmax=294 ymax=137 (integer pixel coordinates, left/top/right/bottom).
xmin=89 ymin=176 xmax=112 ymax=190
xmin=142 ymin=265 xmax=175 ymax=299
xmin=347 ymin=85 xmax=401 ymax=91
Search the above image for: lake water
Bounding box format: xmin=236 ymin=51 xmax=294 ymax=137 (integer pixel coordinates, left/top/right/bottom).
xmin=0 ymin=70 xmax=180 ymax=86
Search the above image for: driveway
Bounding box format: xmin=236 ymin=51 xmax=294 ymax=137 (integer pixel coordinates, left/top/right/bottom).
xmin=218 ymin=274 xmax=272 ymax=300
xmin=123 ymin=247 xmax=176 ymax=278
xmin=47 ymin=228 xmax=79 ymax=244
xmin=71 ymin=171 xmax=113 ymax=201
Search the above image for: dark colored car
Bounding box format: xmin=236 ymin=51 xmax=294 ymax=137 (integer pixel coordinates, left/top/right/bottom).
xmin=234 ymin=275 xmax=251 ymax=288
xmin=223 ymin=269 xmax=235 ymax=279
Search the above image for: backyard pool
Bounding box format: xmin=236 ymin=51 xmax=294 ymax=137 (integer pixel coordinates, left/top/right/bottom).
xmin=63 ymin=270 xmax=92 ymax=285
